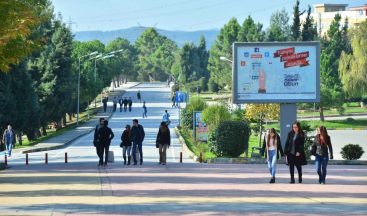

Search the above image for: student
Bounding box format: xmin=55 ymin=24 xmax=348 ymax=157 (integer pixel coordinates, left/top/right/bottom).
xmin=142 ymin=101 xmax=147 ymax=118
xmin=162 ymin=110 xmax=171 ymax=126
xmin=113 ymin=97 xmax=118 ymax=112
xmin=120 ymin=124 xmax=132 ymax=165
xmin=311 ymin=126 xmax=333 ymax=184
xmin=119 ymin=97 xmax=123 ymax=112
xmin=131 ymin=119 xmax=145 ymax=165
xmin=97 ymin=120 xmax=114 ymax=167
xmin=123 ymin=97 xmax=128 ymax=112
xmin=137 ymin=90 xmax=141 ymax=103
xmin=156 ymin=122 xmax=171 ymax=165
xmin=261 ymin=128 xmax=284 ymax=183
xmin=94 ymin=118 xmax=104 ymax=165
xmin=284 ymin=122 xmax=307 ymax=184
xmin=2 ymin=124 xmax=16 ymax=157
xmin=128 ymin=97 xmax=133 ymax=112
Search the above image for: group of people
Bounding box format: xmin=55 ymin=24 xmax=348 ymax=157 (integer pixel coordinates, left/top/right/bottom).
xmin=261 ymin=122 xmax=333 ymax=184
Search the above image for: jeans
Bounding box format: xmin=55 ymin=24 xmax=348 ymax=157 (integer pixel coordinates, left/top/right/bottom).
xmin=267 ymin=150 xmax=277 ymax=177
xmin=97 ymin=145 xmax=110 ymax=165
xmin=159 ymin=144 xmax=168 ymax=164
xmin=132 ymin=142 xmax=143 ymax=163
xmin=315 ymin=154 xmax=329 ymax=183
xmin=6 ymin=142 xmax=12 ymax=156
xmin=123 ymin=146 xmax=131 ymax=157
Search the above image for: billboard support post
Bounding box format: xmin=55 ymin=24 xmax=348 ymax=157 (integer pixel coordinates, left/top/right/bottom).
xmin=280 ymin=103 xmax=297 ymax=148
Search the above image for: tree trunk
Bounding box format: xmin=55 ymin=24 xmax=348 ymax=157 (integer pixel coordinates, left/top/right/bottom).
xmin=42 ymin=126 xmax=47 ymax=136
xmin=258 ymin=113 xmax=263 ymax=148
xmin=68 ymin=113 xmax=72 ymax=121
xmin=319 ymin=106 xmax=325 ymax=121
xmin=63 ymin=115 xmax=67 ymax=127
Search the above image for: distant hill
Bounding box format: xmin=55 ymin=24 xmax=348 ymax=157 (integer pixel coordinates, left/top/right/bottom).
xmin=74 ymin=27 xmax=219 ymax=48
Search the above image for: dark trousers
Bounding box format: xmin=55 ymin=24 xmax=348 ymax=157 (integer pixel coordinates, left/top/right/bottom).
xmin=132 ymin=142 xmax=143 ymax=163
xmin=103 ymin=103 xmax=107 ymax=112
xmin=97 ymin=145 xmax=110 ymax=164
xmin=96 ymin=146 xmax=103 ymax=164
xmin=124 ymin=105 xmax=127 ymax=112
xmin=315 ymin=155 xmax=329 ymax=183
xmin=288 ymin=154 xmax=302 ymax=180
xmin=128 ymin=105 xmax=132 ymax=112
xmin=120 ymin=105 xmax=122 ymax=112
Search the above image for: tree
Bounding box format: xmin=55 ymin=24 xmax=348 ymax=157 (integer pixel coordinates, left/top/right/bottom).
xmin=238 ymin=16 xmax=264 ymax=42
xmin=266 ymin=9 xmax=291 ymax=41
xmin=339 ymin=20 xmax=367 ymax=98
xmin=291 ymin=0 xmax=302 ymax=41
xmin=197 ymin=35 xmax=210 ymax=86
xmin=201 ymin=105 xmax=231 ymax=130
xmin=301 ymin=5 xmax=318 ymax=41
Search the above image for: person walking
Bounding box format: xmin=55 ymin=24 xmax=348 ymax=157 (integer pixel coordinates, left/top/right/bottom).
xmin=128 ymin=97 xmax=133 ymax=112
xmin=156 ymin=122 xmax=171 ymax=165
xmin=131 ymin=119 xmax=145 ymax=165
xmin=119 ymin=97 xmax=123 ymax=112
xmin=123 ymin=97 xmax=128 ymax=112
xmin=142 ymin=101 xmax=147 ymax=118
xmin=284 ymin=122 xmax=307 ymax=184
xmin=2 ymin=124 xmax=16 ymax=157
xmin=137 ymin=90 xmax=141 ymax=103
xmin=261 ymin=128 xmax=284 ymax=183
xmin=113 ymin=97 xmax=118 ymax=112
xmin=94 ymin=118 xmax=105 ymax=165
xmin=102 ymin=97 xmax=108 ymax=112
xmin=162 ymin=110 xmax=171 ymax=126
xmin=97 ymin=120 xmax=114 ymax=167
xmin=311 ymin=126 xmax=333 ymax=184
xmin=120 ymin=124 xmax=132 ymax=165
xmin=171 ymin=94 xmax=176 ymax=108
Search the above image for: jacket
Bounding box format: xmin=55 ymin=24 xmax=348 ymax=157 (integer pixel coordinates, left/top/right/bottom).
xmin=156 ymin=128 xmax=171 ymax=146
xmin=131 ymin=124 xmax=145 ymax=143
xmin=120 ymin=129 xmax=132 ymax=147
xmin=97 ymin=126 xmax=114 ymax=146
xmin=284 ymin=131 xmax=307 ymax=165
xmin=2 ymin=129 xmax=16 ymax=145
xmin=311 ymin=134 xmax=333 ymax=158
xmin=261 ymin=134 xmax=284 ymax=160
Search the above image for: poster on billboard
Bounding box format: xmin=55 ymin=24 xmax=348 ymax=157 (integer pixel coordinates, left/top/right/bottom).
xmin=193 ymin=111 xmax=208 ymax=141
xmin=232 ymin=42 xmax=320 ymax=103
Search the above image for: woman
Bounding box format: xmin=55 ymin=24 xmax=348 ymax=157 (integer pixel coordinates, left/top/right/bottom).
xmin=120 ymin=124 xmax=132 ymax=165
xmin=311 ymin=126 xmax=333 ymax=184
xmin=261 ymin=128 xmax=284 ymax=183
xmin=284 ymin=122 xmax=307 ymax=184
xmin=156 ymin=122 xmax=171 ymax=165
xmin=142 ymin=101 xmax=147 ymax=118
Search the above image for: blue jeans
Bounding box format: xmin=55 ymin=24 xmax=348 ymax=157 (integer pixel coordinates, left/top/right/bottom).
xmin=315 ymin=155 xmax=329 ymax=183
xmin=6 ymin=142 xmax=12 ymax=156
xmin=267 ymin=150 xmax=277 ymax=177
xmin=132 ymin=142 xmax=143 ymax=163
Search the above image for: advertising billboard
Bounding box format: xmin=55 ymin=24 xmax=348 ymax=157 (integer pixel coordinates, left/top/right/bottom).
xmin=233 ymin=42 xmax=320 ymax=103
xmin=193 ymin=111 xmax=208 ymax=141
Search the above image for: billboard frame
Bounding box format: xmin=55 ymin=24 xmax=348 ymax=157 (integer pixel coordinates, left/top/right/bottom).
xmin=232 ymin=41 xmax=320 ymax=104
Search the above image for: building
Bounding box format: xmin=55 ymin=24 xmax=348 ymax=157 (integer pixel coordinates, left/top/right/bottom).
xmin=301 ymin=4 xmax=367 ymax=36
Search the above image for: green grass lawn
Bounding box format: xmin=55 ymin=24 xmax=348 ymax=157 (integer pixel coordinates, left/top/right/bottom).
xmin=264 ymin=119 xmax=367 ymax=131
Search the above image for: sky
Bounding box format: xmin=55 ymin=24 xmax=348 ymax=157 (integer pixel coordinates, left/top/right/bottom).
xmin=51 ymin=0 xmax=365 ymax=32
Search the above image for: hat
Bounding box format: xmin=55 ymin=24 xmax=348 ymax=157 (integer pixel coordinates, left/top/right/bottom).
xmin=125 ymin=124 xmax=131 ymax=128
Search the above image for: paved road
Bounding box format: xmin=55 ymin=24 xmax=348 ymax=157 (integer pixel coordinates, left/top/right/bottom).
xmin=2 ymin=83 xmax=190 ymax=166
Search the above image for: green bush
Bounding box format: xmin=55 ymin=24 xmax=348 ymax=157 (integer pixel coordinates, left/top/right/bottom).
xmin=208 ymin=120 xmax=250 ymax=157
xmin=341 ymin=144 xmax=365 ymax=160
xmin=180 ymin=96 xmax=207 ymax=129
xmin=199 ymin=77 xmax=208 ymax=92
xmin=202 ymin=105 xmax=231 ymax=130
xmin=208 ymin=78 xmax=219 ymax=93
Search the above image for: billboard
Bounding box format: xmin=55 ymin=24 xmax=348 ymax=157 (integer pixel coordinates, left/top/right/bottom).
xmin=193 ymin=111 xmax=208 ymax=141
xmin=233 ymin=42 xmax=320 ymax=103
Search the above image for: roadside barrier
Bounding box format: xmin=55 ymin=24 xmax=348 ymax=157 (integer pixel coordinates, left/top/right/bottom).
xmin=65 ymin=152 xmax=68 ymax=163
xmin=26 ymin=153 xmax=28 ymax=165
xmin=4 ymin=155 xmax=7 ymax=166
xmin=180 ymin=152 xmax=183 ymax=163
xmin=45 ymin=153 xmax=48 ymax=164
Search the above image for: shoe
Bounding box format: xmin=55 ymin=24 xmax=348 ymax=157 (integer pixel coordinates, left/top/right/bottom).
xmin=290 ymin=180 xmax=295 ymax=184
xmin=140 ymin=161 xmax=143 ymax=165
xmin=299 ymin=177 xmax=302 ymax=183
xmin=127 ymin=156 xmax=131 ymax=165
xmin=123 ymin=156 xmax=126 ymax=165
xmin=162 ymin=163 xmax=166 ymax=165
xmin=269 ymin=177 xmax=275 ymax=184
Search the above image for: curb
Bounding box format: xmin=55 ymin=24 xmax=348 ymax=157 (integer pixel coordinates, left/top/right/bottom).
xmin=174 ymin=127 xmax=200 ymax=163
xmin=207 ymin=158 xmax=367 ymax=165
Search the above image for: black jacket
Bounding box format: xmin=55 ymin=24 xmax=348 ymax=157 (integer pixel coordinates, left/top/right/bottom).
xmin=120 ymin=129 xmax=132 ymax=147
xmin=311 ymin=135 xmax=333 ymax=158
xmin=156 ymin=128 xmax=171 ymax=146
xmin=131 ymin=124 xmax=145 ymax=143
xmin=97 ymin=126 xmax=114 ymax=146
xmin=284 ymin=131 xmax=307 ymax=165
xmin=261 ymin=134 xmax=284 ymax=160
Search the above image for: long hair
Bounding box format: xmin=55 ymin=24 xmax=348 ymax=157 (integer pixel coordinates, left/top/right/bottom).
xmin=267 ymin=128 xmax=278 ymax=147
xmin=160 ymin=122 xmax=168 ymax=133
xmin=318 ymin=126 xmax=328 ymax=145
xmin=292 ymin=121 xmax=304 ymax=136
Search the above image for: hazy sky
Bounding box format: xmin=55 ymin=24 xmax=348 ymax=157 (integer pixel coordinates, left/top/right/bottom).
xmin=51 ymin=0 xmax=365 ymax=32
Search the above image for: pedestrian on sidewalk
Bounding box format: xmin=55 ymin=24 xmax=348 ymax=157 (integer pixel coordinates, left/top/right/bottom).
xmin=142 ymin=101 xmax=147 ymax=118
xmin=2 ymin=124 xmax=16 ymax=157
xmin=131 ymin=119 xmax=145 ymax=165
xmin=123 ymin=97 xmax=128 ymax=112
xmin=284 ymin=122 xmax=307 ymax=184
xmin=311 ymin=126 xmax=333 ymax=184
xmin=261 ymin=128 xmax=284 ymax=183
xmin=113 ymin=97 xmax=118 ymax=112
xmin=97 ymin=120 xmax=114 ymax=167
xmin=94 ymin=118 xmax=105 ymax=165
xmin=120 ymin=124 xmax=132 ymax=165
xmin=128 ymin=97 xmax=133 ymax=112
xmin=171 ymin=94 xmax=176 ymax=108
xmin=162 ymin=110 xmax=171 ymax=126
xmin=102 ymin=96 xmax=108 ymax=112
xmin=119 ymin=97 xmax=123 ymax=112
xmin=137 ymin=90 xmax=141 ymax=103
xmin=156 ymin=122 xmax=171 ymax=165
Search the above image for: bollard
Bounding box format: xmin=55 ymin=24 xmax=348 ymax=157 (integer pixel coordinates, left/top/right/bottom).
xmin=45 ymin=153 xmax=48 ymax=164
xmin=199 ymin=152 xmax=203 ymax=163
xmin=180 ymin=152 xmax=183 ymax=163
xmin=65 ymin=152 xmax=68 ymax=163
xmin=4 ymin=155 xmax=7 ymax=166
xmin=26 ymin=153 xmax=28 ymax=165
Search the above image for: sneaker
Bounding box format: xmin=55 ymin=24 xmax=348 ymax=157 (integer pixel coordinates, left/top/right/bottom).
xmin=290 ymin=180 xmax=295 ymax=184
xmin=269 ymin=177 xmax=275 ymax=184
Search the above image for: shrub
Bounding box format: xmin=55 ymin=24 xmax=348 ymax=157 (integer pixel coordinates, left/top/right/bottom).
xmin=208 ymin=120 xmax=250 ymax=157
xmin=202 ymin=105 xmax=231 ymax=130
xmin=199 ymin=77 xmax=208 ymax=91
xmin=208 ymin=78 xmax=219 ymax=93
xmin=180 ymin=96 xmax=207 ymax=129
xmin=341 ymin=144 xmax=365 ymax=160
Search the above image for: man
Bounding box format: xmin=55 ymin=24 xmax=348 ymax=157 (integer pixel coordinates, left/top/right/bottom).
xmin=94 ymin=118 xmax=104 ymax=165
xmin=137 ymin=90 xmax=141 ymax=103
xmin=162 ymin=110 xmax=171 ymax=126
xmin=131 ymin=119 xmax=145 ymax=165
xmin=97 ymin=120 xmax=114 ymax=166
xmin=119 ymin=97 xmax=123 ymax=112
xmin=102 ymin=97 xmax=108 ymax=112
xmin=2 ymin=124 xmax=16 ymax=157
xmin=123 ymin=97 xmax=128 ymax=112
xmin=128 ymin=97 xmax=133 ymax=112
xmin=113 ymin=97 xmax=118 ymax=112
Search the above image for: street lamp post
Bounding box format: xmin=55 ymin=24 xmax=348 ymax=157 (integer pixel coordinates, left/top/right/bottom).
xmin=77 ymin=51 xmax=98 ymax=127
xmin=219 ymin=56 xmax=233 ymax=63
xmin=92 ymin=54 xmax=114 ymax=108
